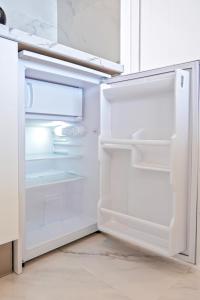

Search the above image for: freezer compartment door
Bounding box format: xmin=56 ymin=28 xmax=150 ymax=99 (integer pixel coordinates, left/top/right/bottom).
xmin=98 ymin=70 xmax=190 ymax=256
xmin=25 ymin=79 xmax=83 ymax=118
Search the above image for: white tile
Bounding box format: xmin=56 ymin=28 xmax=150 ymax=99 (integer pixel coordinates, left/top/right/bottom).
xmin=0 ymin=233 xmax=199 ymax=300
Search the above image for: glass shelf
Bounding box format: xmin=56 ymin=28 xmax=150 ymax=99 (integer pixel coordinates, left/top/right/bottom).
xmin=26 ymin=153 xmax=82 ymax=161
xmin=53 ymin=142 xmax=82 ymax=146
xmin=26 ymin=170 xmax=85 ymax=188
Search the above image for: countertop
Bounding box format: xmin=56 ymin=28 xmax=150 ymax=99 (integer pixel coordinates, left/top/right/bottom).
xmin=0 ymin=25 xmax=123 ymax=75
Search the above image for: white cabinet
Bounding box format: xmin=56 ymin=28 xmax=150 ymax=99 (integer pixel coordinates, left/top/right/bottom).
xmin=140 ymin=0 xmax=200 ymax=71
xmin=122 ymin=0 xmax=200 ymax=72
xmin=0 ymin=38 xmax=19 ymax=245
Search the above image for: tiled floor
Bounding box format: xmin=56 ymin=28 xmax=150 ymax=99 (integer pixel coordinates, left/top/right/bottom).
xmin=0 ymin=233 xmax=200 ymax=300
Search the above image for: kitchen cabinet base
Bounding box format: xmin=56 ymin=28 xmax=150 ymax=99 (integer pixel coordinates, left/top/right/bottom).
xmin=0 ymin=242 xmax=12 ymax=278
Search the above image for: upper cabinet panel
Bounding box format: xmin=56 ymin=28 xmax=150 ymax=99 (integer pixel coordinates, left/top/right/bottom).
xmin=140 ymin=0 xmax=200 ymax=71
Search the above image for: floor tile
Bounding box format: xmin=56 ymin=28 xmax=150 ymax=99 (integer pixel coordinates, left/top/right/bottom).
xmin=0 ymin=233 xmax=198 ymax=300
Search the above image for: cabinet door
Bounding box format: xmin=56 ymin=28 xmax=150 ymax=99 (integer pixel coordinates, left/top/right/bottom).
xmin=98 ymin=69 xmax=190 ymax=256
xmin=140 ymin=0 xmax=200 ymax=71
xmin=0 ymin=38 xmax=19 ymax=245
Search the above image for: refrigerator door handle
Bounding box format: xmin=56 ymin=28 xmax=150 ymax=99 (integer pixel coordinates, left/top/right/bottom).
xmin=25 ymin=82 xmax=33 ymax=109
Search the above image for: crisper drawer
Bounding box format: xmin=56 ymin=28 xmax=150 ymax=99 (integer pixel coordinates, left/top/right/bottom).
xmin=25 ymin=79 xmax=83 ymax=118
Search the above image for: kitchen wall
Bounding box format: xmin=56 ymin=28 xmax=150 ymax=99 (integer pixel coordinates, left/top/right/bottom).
xmin=0 ymin=0 xmax=120 ymax=62
xmin=140 ymin=0 xmax=200 ymax=71
xmin=57 ymin=0 xmax=120 ymax=63
xmin=124 ymin=0 xmax=200 ymax=72
xmin=0 ymin=0 xmax=57 ymax=41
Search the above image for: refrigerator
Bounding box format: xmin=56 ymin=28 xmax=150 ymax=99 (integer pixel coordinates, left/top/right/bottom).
xmin=18 ymin=51 xmax=198 ymax=265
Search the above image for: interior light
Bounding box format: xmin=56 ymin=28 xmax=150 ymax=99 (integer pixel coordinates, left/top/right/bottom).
xmin=54 ymin=126 xmax=63 ymax=136
xmin=26 ymin=125 xmax=57 ymax=154
xmin=33 ymin=127 xmax=49 ymax=143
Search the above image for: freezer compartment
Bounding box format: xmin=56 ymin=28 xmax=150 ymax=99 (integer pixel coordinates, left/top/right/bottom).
xmin=25 ymin=79 xmax=83 ymax=118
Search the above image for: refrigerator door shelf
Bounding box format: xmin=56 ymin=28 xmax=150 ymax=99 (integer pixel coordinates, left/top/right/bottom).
xmin=100 ymin=137 xmax=171 ymax=172
xmin=102 ymin=72 xmax=175 ymax=102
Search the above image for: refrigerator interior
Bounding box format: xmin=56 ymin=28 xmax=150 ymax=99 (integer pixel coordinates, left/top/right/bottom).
xmin=24 ymin=81 xmax=100 ymax=261
xmin=99 ymin=71 xmax=190 ymax=256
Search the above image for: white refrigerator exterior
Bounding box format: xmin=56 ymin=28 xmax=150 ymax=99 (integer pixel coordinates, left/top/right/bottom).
xmin=17 ymin=52 xmax=199 ymax=271
xmin=99 ymin=62 xmax=198 ymax=264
